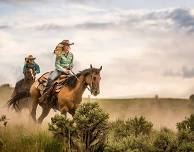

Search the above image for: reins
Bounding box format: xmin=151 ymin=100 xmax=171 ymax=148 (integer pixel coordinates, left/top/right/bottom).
xmin=70 ymin=70 xmax=92 ymax=93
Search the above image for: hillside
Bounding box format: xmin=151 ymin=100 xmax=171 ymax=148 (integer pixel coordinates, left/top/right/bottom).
xmin=0 ymin=84 xmax=13 ymax=104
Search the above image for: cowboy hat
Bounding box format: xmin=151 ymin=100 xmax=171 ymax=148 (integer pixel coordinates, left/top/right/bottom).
xmin=25 ymin=55 xmax=36 ymax=61
xmin=60 ymin=40 xmax=74 ymax=46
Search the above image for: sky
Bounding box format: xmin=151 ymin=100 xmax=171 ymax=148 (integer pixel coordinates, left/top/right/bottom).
xmin=1 ymin=0 xmax=194 ymax=98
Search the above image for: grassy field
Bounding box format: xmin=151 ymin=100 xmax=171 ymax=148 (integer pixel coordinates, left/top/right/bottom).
xmin=0 ymin=102 xmax=193 ymax=152
xmin=0 ymin=84 xmax=194 ymax=151
xmin=0 ymin=123 xmax=64 ymax=152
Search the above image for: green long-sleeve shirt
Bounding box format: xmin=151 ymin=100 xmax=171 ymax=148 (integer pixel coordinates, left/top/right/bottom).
xmin=55 ymin=52 xmax=74 ymax=72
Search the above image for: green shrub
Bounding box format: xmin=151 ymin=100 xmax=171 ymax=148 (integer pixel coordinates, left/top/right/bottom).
xmin=176 ymin=114 xmax=194 ymax=152
xmin=48 ymin=114 xmax=77 ymax=151
xmin=49 ymin=102 xmax=109 ymax=152
xmin=153 ymin=129 xmax=177 ymax=152
xmin=111 ymin=116 xmax=153 ymax=141
xmin=177 ymin=142 xmax=194 ymax=152
xmin=105 ymin=135 xmax=154 ymax=152
xmin=74 ymin=102 xmax=109 ymax=152
xmin=49 ymin=114 xmax=76 ymax=140
xmin=110 ymin=119 xmax=130 ymax=140
xmin=177 ymin=114 xmax=194 ymax=132
xmin=177 ymin=130 xmax=194 ymax=144
xmin=125 ymin=116 xmax=153 ymax=137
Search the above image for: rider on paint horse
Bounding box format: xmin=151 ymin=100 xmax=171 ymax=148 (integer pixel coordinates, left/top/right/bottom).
xmin=39 ymin=40 xmax=74 ymax=103
xmin=23 ymin=55 xmax=40 ymax=76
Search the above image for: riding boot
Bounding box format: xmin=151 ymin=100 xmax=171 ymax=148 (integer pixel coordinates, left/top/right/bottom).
xmin=39 ymin=88 xmax=53 ymax=103
xmin=39 ymin=79 xmax=53 ymax=103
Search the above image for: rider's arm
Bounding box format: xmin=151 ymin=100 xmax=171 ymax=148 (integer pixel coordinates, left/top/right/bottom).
xmin=34 ymin=63 xmax=40 ymax=74
xmin=69 ymin=53 xmax=74 ymax=69
xmin=55 ymin=56 xmax=65 ymax=72
xmin=23 ymin=64 xmax=27 ymax=74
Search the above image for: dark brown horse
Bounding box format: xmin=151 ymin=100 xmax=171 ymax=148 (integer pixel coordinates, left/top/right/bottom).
xmin=30 ymin=65 xmax=102 ymax=123
xmin=7 ymin=68 xmax=36 ymax=111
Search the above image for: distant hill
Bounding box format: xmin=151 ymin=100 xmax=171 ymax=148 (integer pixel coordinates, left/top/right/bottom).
xmin=87 ymin=98 xmax=194 ymax=130
xmin=0 ymin=84 xmax=13 ymax=104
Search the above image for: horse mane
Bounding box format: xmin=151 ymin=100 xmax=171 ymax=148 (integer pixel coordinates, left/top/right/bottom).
xmin=63 ymin=68 xmax=98 ymax=89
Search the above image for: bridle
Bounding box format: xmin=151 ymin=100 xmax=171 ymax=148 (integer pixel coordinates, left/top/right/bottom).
xmin=87 ymin=72 xmax=96 ymax=94
xmin=25 ymin=68 xmax=35 ymax=81
xmin=70 ymin=70 xmax=93 ymax=94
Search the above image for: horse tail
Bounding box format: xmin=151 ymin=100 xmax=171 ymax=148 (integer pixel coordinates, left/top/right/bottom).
xmin=7 ymin=91 xmax=30 ymax=111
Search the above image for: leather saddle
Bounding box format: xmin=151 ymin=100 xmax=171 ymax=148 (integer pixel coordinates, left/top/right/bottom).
xmin=37 ymin=71 xmax=69 ymax=95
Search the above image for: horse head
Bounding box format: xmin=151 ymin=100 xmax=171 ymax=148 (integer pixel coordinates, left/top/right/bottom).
xmin=24 ymin=68 xmax=36 ymax=81
xmin=85 ymin=64 xmax=102 ymax=96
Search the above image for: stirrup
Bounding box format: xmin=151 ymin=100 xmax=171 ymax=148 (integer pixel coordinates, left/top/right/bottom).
xmin=39 ymin=93 xmax=48 ymax=102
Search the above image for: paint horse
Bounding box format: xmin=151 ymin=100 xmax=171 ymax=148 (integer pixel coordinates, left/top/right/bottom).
xmin=30 ymin=65 xmax=102 ymax=123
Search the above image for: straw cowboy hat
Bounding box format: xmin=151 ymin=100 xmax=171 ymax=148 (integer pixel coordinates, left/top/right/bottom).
xmin=25 ymin=55 xmax=36 ymax=61
xmin=54 ymin=40 xmax=74 ymax=55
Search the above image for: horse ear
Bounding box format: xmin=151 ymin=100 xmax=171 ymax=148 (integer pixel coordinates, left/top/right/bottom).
xmin=99 ymin=66 xmax=102 ymax=71
xmin=90 ymin=64 xmax=93 ymax=69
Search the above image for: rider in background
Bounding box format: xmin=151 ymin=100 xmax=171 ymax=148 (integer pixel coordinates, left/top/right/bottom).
xmin=39 ymin=40 xmax=74 ymax=103
xmin=23 ymin=55 xmax=40 ymax=75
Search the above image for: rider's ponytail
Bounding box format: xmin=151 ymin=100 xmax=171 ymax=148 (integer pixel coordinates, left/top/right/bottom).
xmin=54 ymin=43 xmax=64 ymax=57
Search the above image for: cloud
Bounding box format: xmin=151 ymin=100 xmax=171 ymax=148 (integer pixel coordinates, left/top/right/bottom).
xmin=34 ymin=8 xmax=194 ymax=34
xmin=0 ymin=25 xmax=10 ymax=29
xmin=169 ymin=8 xmax=194 ymax=33
xmin=182 ymin=66 xmax=194 ymax=78
xmin=0 ymin=0 xmax=106 ymax=5
xmin=116 ymin=8 xmax=194 ymax=33
xmin=164 ymin=66 xmax=194 ymax=79
xmin=1 ymin=5 xmax=194 ymax=97
xmin=35 ymin=24 xmax=67 ymax=31
xmin=164 ymin=69 xmax=181 ymax=77
xmin=1 ymin=7 xmax=194 ymax=34
xmin=34 ymin=22 xmax=113 ymax=31
xmin=75 ymin=22 xmax=114 ymax=29
xmin=0 ymin=0 xmax=48 ymax=5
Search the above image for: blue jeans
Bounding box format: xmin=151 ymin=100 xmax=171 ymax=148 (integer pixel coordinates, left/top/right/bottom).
xmin=47 ymin=70 xmax=63 ymax=87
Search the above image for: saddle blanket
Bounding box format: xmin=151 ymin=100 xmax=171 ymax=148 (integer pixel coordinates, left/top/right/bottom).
xmin=36 ymin=72 xmax=68 ymax=95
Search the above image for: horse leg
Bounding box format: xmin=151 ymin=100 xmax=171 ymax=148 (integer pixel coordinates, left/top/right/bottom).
xmin=30 ymin=84 xmax=41 ymax=123
xmin=59 ymin=105 xmax=69 ymax=117
xmin=69 ymin=109 xmax=76 ymax=117
xmin=37 ymin=106 xmax=50 ymax=124
xmin=31 ymin=100 xmax=38 ymax=122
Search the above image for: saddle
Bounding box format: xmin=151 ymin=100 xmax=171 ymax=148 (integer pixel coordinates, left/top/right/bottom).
xmin=37 ymin=72 xmax=69 ymax=95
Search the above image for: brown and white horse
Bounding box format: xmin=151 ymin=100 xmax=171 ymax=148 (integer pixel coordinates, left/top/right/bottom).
xmin=30 ymin=65 xmax=102 ymax=123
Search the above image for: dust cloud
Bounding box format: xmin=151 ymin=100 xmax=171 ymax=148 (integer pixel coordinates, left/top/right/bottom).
xmin=97 ymin=98 xmax=194 ymax=130
xmin=0 ymin=84 xmax=193 ymax=131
